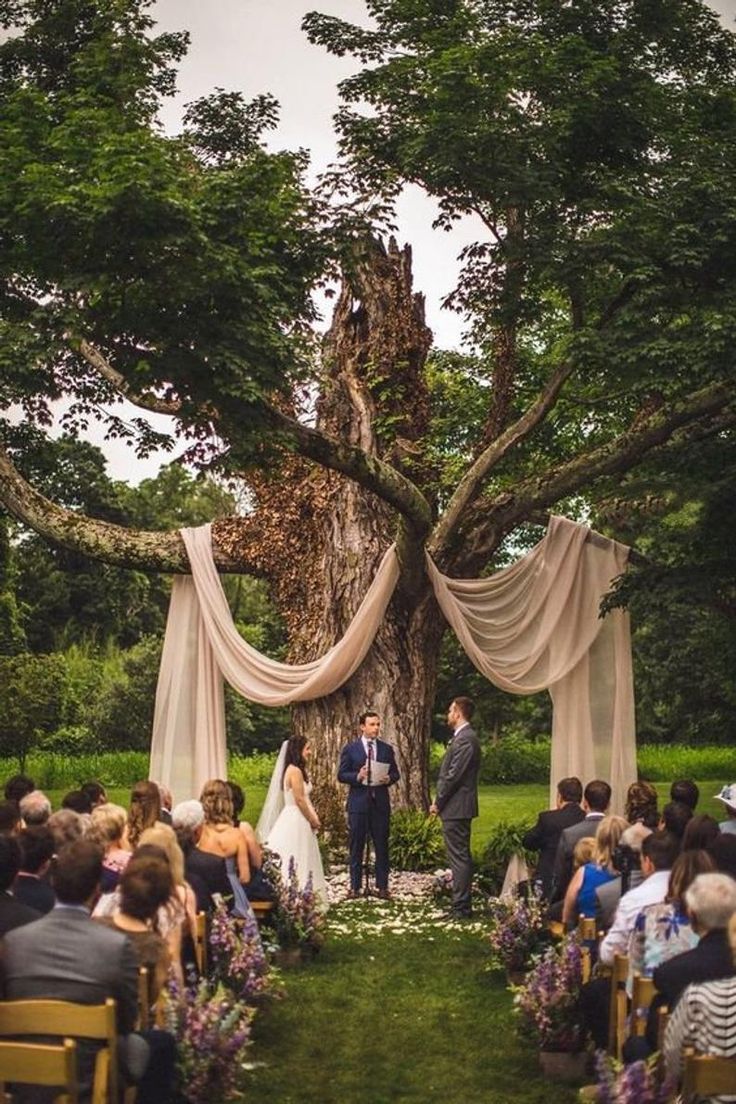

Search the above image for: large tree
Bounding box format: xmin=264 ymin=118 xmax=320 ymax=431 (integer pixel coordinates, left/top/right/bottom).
xmin=2 ymin=0 xmax=736 ymax=808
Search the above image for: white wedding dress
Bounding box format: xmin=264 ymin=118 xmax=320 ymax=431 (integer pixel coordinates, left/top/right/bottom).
xmin=265 ymin=781 xmax=328 ymax=906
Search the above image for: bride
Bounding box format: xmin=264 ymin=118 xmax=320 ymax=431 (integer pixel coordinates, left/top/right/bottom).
xmin=256 ymin=735 xmax=328 ymax=906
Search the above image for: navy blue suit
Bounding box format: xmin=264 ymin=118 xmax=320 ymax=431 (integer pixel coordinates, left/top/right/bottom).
xmin=338 ymin=738 xmax=400 ymax=891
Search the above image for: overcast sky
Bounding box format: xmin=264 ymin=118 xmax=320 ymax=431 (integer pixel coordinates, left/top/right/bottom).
xmin=38 ymin=0 xmax=736 ymax=480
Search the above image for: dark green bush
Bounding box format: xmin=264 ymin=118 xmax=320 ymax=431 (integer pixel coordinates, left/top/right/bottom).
xmin=477 ymin=820 xmax=535 ymax=895
xmin=430 ymin=736 xmax=551 ymax=784
xmin=388 ymin=810 xmax=446 ymax=871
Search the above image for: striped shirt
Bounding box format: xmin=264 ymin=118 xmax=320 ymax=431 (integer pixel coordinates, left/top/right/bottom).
xmin=664 ymin=977 xmax=736 ymax=1103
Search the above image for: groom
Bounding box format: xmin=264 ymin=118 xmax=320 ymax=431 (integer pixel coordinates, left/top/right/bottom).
xmin=338 ymin=711 xmax=400 ymax=898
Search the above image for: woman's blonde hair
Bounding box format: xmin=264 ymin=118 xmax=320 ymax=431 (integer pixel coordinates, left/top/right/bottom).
xmin=88 ymin=803 xmax=127 ymax=848
xmin=593 ymin=815 xmax=628 ymax=872
xmin=199 ymin=779 xmax=234 ymax=826
xmin=573 ymin=837 xmax=596 ymax=870
xmin=138 ymin=824 xmax=185 ymax=887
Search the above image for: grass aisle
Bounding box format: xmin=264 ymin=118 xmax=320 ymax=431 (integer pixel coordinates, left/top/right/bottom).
xmin=243 ymin=901 xmax=578 ymax=1104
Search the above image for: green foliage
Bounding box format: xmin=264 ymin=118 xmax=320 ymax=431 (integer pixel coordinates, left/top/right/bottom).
xmin=1 ymin=751 xmax=149 ymax=790
xmin=388 ymin=810 xmax=446 ymax=871
xmin=0 ymin=652 xmax=66 ymax=770
xmin=0 ymin=0 xmax=328 ymax=467
xmin=637 ymin=744 xmax=736 ymax=782
xmin=430 ymin=738 xmax=551 ymax=784
xmin=478 ymin=820 xmax=535 ymax=896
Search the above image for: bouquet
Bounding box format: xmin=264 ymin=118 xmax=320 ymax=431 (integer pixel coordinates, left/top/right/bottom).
xmin=594 ymin=1052 xmax=675 ymax=1103
xmin=209 ymin=899 xmax=274 ymax=1002
xmin=514 ymin=935 xmax=586 ymax=1052
xmin=162 ymin=978 xmax=253 ymax=1104
xmin=487 ymin=889 xmax=547 ymax=975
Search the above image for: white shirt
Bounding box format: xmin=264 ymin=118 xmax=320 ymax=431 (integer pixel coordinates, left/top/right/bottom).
xmin=453 ymin=722 xmax=470 ymax=738
xmin=599 ymin=869 xmax=671 ymax=966
xmin=362 ymin=737 xmax=377 ymax=758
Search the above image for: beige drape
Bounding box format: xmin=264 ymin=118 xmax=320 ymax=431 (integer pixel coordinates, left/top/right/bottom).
xmin=149 ymin=525 xmax=400 ymax=800
xmin=150 ymin=516 xmax=636 ymax=809
xmin=426 ymin=515 xmax=636 ymax=811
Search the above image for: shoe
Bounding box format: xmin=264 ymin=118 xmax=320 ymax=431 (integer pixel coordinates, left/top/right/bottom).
xmin=441 ymin=909 xmax=472 ymax=921
xmin=346 ymin=889 xmax=360 ymax=900
xmin=376 ymin=889 xmax=392 ymax=901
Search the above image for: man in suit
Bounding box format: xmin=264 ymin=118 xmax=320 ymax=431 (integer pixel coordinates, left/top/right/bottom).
xmin=430 ymin=696 xmax=481 ymax=920
xmin=549 ymin=778 xmax=612 ymax=911
xmin=0 ymin=834 xmax=40 ymax=936
xmin=338 ymin=711 xmax=400 ymax=899
xmin=13 ymin=826 xmax=55 ymax=914
xmin=522 ymin=777 xmax=584 ymax=899
xmin=2 ymin=839 xmax=175 ymax=1103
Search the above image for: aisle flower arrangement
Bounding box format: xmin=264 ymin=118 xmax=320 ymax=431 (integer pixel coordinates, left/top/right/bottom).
xmin=593 ymin=1053 xmax=675 ymax=1103
xmin=274 ymin=857 xmax=327 ymax=952
xmin=487 ymin=889 xmax=547 ymax=976
xmin=514 ymin=935 xmax=585 ymax=1052
xmin=209 ymin=900 xmax=275 ymax=1002
xmin=163 ymin=978 xmax=254 ymax=1104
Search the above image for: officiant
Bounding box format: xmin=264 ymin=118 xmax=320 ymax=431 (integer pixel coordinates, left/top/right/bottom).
xmin=338 ymin=711 xmax=400 ymax=899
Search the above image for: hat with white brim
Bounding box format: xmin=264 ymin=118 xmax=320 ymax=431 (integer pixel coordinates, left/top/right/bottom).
xmin=713 ymin=784 xmax=736 ymax=809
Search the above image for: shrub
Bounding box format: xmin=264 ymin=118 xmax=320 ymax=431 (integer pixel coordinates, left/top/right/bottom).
xmin=478 ymin=820 xmax=535 ymax=895
xmin=429 ymin=736 xmax=551 ymax=784
xmin=388 ymin=810 xmax=446 ymax=871
xmin=637 ymin=744 xmax=735 ymax=781
xmin=38 ymin=725 xmax=101 ymax=756
xmin=0 ymin=750 xmax=150 ymax=790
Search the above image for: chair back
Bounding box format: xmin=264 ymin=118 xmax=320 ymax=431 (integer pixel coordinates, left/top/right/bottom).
xmin=194 ymin=911 xmax=208 ymax=975
xmin=0 ymin=999 xmax=118 ymax=1104
xmin=607 ymin=953 xmax=629 ymax=1058
xmin=137 ymin=966 xmax=150 ymax=1030
xmin=656 ymin=1004 xmax=670 ymax=1052
xmin=0 ymin=1038 xmax=78 ymax=1103
xmin=681 ymin=1051 xmax=736 ymax=1100
xmin=577 ymin=916 xmax=597 ymax=942
xmin=630 ymin=973 xmax=657 ymax=1037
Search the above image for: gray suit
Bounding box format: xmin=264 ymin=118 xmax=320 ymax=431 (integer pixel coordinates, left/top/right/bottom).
xmin=435 ymin=724 xmax=481 ymax=916
xmin=551 ymin=812 xmax=605 ymax=902
xmin=2 ymin=905 xmax=143 ymax=1097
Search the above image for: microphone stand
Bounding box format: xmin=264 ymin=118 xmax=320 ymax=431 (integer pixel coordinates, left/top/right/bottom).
xmin=363 ymin=744 xmax=373 ymax=897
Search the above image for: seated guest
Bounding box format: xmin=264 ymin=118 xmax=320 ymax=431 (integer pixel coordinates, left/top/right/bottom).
xmin=2 ymin=839 xmax=176 ymax=1104
xmin=664 ymin=910 xmax=736 ymax=1089
xmin=522 ymin=776 xmax=584 ymax=899
xmin=88 ymin=803 xmax=131 ymax=892
xmin=671 ymin=779 xmax=699 ymax=812
xmin=153 ymin=782 xmax=173 ymax=826
xmin=660 ymin=799 xmax=693 ymax=841
xmin=139 ymin=825 xmax=198 ymax=947
xmin=600 ymin=830 xmax=681 ymax=966
xmin=62 ymin=788 xmax=94 ymax=815
xmin=550 ymin=779 xmax=611 ymax=908
xmin=0 ymin=835 xmax=40 ymax=935
xmin=14 ymin=826 xmax=56 ymax=913
xmin=682 ymin=813 xmax=721 ymax=852
xmin=628 ymin=849 xmax=714 ymax=987
xmin=227 ymin=782 xmax=275 ymax=903
xmin=81 ymin=781 xmax=108 ymax=809
xmin=198 ymin=780 xmax=250 ymax=884
xmin=47 ymin=807 xmax=84 ymax=850
xmin=580 ymin=831 xmax=681 ymax=1049
xmin=709 ymin=833 xmax=736 ymax=880
xmin=172 ymin=800 xmax=228 ymax=913
xmin=126 ymin=781 xmax=165 ymax=850
xmin=620 ymin=782 xmax=658 ymax=889
xmin=562 ymin=815 xmax=627 ymax=926
xmin=653 ymin=872 xmax=736 ymax=1009
xmin=0 ymin=801 xmax=21 ymax=835
xmin=3 ymin=774 xmax=35 ymax=807
xmin=714 ymin=783 xmax=736 ymax=835
xmin=19 ymin=789 xmax=51 ymax=826
xmin=96 ymin=851 xmax=173 ymax=1010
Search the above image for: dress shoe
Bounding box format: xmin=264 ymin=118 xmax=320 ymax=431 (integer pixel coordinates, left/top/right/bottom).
xmin=346 ymin=889 xmax=360 ymax=900
xmin=376 ymin=888 xmax=392 ymax=901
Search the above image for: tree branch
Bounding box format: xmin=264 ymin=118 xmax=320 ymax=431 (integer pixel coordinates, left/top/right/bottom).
xmin=76 ymin=338 xmax=434 ymax=539
xmin=462 ymin=381 xmax=736 ymax=570
xmin=0 ymin=444 xmax=258 ymax=573
xmin=428 ymin=357 xmax=574 ymax=557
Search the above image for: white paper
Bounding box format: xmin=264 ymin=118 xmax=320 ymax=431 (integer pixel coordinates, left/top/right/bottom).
xmin=363 ymin=760 xmax=389 ymax=785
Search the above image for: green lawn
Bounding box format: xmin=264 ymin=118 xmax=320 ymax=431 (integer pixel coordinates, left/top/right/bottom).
xmin=244 ymin=902 xmax=579 ymax=1104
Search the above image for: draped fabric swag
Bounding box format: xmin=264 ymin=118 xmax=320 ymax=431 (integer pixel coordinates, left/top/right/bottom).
xmin=150 ymin=517 xmax=636 ymax=808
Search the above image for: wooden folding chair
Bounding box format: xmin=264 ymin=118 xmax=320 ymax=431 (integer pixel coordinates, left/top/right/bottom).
xmin=657 ymin=1005 xmax=670 ymax=1051
xmin=681 ymin=1050 xmax=736 ymax=1101
xmin=137 ymin=966 xmax=150 ymax=1030
xmin=0 ymin=1038 xmax=78 ymax=1104
xmin=194 ymin=911 xmax=208 ymax=975
xmin=577 ymin=916 xmax=598 ymax=942
xmin=251 ymin=900 xmax=275 ymax=924
xmin=0 ymin=999 xmax=118 ymax=1104
xmin=630 ymin=973 xmax=657 ymax=1038
xmin=607 ymin=953 xmax=629 ymax=1059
